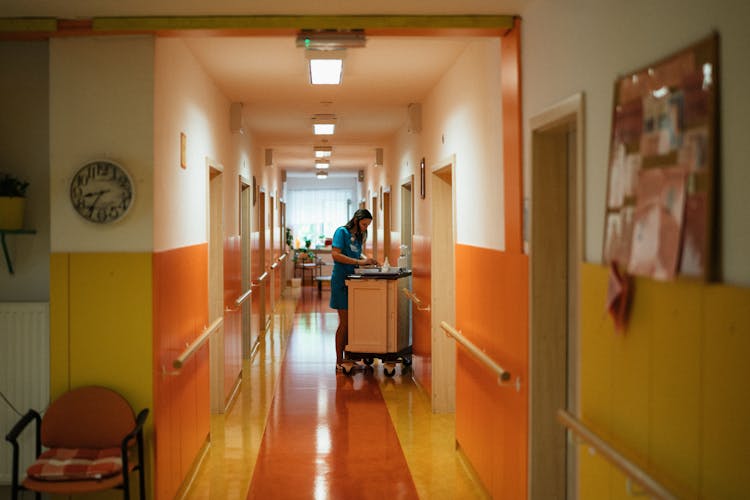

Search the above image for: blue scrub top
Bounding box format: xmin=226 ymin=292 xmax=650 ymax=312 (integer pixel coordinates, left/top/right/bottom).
xmin=329 ymin=226 xmax=362 ymax=310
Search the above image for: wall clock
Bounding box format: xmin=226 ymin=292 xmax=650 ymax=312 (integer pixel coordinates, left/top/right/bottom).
xmin=70 ymin=160 xmax=134 ymax=224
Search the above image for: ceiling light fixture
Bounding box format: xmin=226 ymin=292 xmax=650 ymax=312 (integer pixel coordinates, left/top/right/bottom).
xmin=316 ymin=170 xmax=328 ymax=179
xmin=312 ymin=114 xmax=336 ymax=135
xmin=306 ymin=51 xmax=344 ymax=85
xmin=297 ymin=30 xmax=366 ymax=86
xmin=315 ymin=161 xmax=330 ymax=170
xmin=314 ymin=146 xmax=332 ymax=158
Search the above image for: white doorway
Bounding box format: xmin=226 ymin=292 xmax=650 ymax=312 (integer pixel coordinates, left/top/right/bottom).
xmin=529 ymin=93 xmax=584 ymax=500
xmin=208 ymin=161 xmax=225 ymax=414
xmin=430 ymin=159 xmax=456 ymax=413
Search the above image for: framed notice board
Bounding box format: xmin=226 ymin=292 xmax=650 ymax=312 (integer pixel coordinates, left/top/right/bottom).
xmin=602 ymin=33 xmax=719 ymax=281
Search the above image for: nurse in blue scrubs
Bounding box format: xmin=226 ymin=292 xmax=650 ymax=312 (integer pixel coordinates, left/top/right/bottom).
xmin=330 ymin=208 xmax=378 ymax=368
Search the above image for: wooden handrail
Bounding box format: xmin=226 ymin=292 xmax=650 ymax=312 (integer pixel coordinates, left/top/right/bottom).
xmin=401 ymin=287 xmax=430 ymax=311
xmin=252 ymin=272 xmax=269 ymax=286
xmin=557 ymin=409 xmax=679 ymax=500
xmin=234 ymin=288 xmax=252 ymax=307
xmin=439 ymin=321 xmax=511 ymax=383
xmin=173 ymin=318 xmax=223 ymax=369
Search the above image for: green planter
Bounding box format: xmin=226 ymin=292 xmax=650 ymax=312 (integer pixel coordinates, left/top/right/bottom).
xmin=0 ymin=197 xmax=26 ymax=230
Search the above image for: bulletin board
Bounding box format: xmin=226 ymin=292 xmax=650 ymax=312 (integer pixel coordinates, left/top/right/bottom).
xmin=602 ymin=33 xmax=719 ymax=281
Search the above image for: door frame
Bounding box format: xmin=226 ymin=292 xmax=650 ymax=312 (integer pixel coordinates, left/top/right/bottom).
xmin=207 ymin=158 xmax=225 ymax=414
xmin=430 ymin=156 xmax=457 ymax=413
xmin=528 ymin=93 xmax=585 ymax=499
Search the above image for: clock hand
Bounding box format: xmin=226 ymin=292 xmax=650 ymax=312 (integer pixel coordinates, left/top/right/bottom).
xmin=85 ymin=189 xmax=111 ymax=215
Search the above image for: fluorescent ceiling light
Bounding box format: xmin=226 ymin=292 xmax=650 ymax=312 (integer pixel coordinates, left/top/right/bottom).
xmin=314 ymin=146 xmax=332 ymax=158
xmin=309 ymin=58 xmax=343 ymax=85
xmin=312 ymin=114 xmax=336 ymax=135
xmin=315 ymin=161 xmax=330 ymax=169
xmin=316 ymin=171 xmax=328 ymax=179
xmin=313 ymin=123 xmax=335 ymax=135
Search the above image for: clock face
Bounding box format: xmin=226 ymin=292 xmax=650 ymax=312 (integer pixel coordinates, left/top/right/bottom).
xmin=70 ymin=160 xmax=134 ymax=224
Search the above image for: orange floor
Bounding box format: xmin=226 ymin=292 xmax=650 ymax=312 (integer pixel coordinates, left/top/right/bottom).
xmin=185 ymin=285 xmax=488 ymax=499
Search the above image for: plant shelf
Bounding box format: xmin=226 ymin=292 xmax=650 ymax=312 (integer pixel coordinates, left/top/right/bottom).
xmin=0 ymin=229 xmax=36 ymax=275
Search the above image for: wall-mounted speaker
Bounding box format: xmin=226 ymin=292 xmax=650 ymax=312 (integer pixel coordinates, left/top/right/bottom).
xmin=230 ymin=102 xmax=244 ymax=134
xmin=374 ymin=148 xmax=383 ymax=167
xmin=265 ymin=148 xmax=273 ymax=166
xmin=407 ymin=102 xmax=422 ymax=134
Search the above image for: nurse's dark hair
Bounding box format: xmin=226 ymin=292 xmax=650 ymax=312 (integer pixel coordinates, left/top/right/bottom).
xmin=345 ymin=208 xmax=373 ymax=242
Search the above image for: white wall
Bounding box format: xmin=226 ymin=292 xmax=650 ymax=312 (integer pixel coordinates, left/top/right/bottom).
xmin=422 ymin=38 xmax=504 ymax=250
xmin=154 ymin=38 xmax=243 ymax=251
xmin=49 ymin=36 xmax=154 ymax=252
xmin=0 ymin=42 xmax=50 ymax=300
xmin=519 ymin=0 xmax=750 ymax=285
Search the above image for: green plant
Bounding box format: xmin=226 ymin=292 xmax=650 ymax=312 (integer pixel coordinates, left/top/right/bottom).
xmin=285 ymin=228 xmax=294 ymax=249
xmin=293 ymin=248 xmax=315 ymax=262
xmin=0 ymin=172 xmax=29 ymax=197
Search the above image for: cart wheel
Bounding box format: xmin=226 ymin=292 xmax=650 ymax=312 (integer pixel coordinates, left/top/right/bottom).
xmin=363 ymin=358 xmax=374 ymax=366
xmin=384 ymin=365 xmax=396 ymax=377
xmin=399 ymin=356 xmax=412 ymax=366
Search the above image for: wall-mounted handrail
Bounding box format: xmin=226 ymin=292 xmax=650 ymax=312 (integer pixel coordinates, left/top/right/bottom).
xmin=270 ymin=262 xmax=279 ymax=270
xmin=439 ymin=321 xmax=511 ymax=383
xmin=252 ymin=272 xmax=269 ymax=286
xmin=234 ymin=288 xmax=252 ymax=307
xmin=557 ymin=409 xmax=679 ymax=500
xmin=173 ymin=318 xmax=223 ymax=370
xmin=401 ymin=287 xmax=430 ymax=311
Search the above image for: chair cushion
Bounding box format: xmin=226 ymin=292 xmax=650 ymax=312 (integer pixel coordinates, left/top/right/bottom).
xmin=27 ymin=447 xmax=123 ymax=481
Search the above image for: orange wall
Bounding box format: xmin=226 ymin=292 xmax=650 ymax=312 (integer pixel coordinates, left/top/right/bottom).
xmin=455 ymin=244 xmax=528 ymax=499
xmin=410 ymin=234 xmax=432 ymax=392
xmin=223 ymin=235 xmax=242 ymax=401
xmin=153 ymin=243 xmax=209 ymax=500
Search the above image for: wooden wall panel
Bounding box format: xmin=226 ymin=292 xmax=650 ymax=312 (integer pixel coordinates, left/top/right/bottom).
xmin=224 ymin=235 xmax=242 ymax=404
xmin=455 ymin=244 xmax=528 ymax=499
xmin=153 ymin=244 xmax=208 ymax=500
xmin=579 ymin=263 xmax=750 ymax=499
xmin=410 ymin=234 xmax=432 ymax=393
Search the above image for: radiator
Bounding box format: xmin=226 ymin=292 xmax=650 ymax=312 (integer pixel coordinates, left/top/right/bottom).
xmin=0 ymin=302 xmax=49 ymax=484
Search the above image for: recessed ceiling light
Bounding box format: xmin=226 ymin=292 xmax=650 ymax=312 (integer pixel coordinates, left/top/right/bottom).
xmin=312 ymin=114 xmax=336 ymax=136
xmin=314 ymin=146 xmax=332 ymax=158
xmin=315 ymin=161 xmax=330 ymax=169
xmin=308 ymin=54 xmax=343 ymax=85
xmin=316 ymin=170 xmax=328 ymax=179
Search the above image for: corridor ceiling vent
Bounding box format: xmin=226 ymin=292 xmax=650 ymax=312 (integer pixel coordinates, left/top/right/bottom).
xmin=312 ymin=114 xmax=336 ymax=135
xmin=314 ymin=146 xmax=333 ymax=158
xmin=296 ymin=29 xmax=366 ymax=85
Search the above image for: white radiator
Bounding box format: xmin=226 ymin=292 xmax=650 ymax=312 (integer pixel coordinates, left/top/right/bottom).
xmin=0 ymin=302 xmax=49 ymax=484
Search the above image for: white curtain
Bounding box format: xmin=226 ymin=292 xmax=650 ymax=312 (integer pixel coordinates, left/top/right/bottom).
xmin=287 ymin=189 xmax=352 ymax=246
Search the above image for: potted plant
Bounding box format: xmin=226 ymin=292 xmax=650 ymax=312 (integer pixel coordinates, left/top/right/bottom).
xmin=0 ymin=172 xmax=29 ymax=230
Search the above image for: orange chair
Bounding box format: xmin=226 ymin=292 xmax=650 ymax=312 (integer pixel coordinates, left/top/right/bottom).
xmin=5 ymin=386 xmax=148 ymax=500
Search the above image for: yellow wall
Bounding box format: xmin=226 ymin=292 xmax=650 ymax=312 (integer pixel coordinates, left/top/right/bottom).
xmin=50 ymin=252 xmax=153 ymax=421
xmin=580 ymin=263 xmax=750 ymax=499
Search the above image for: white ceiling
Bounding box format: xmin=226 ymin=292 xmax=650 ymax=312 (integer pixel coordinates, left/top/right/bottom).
xmin=182 ymin=35 xmax=477 ymax=178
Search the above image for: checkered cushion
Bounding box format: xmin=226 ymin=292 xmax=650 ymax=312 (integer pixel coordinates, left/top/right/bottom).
xmin=27 ymin=447 xmax=123 ymax=481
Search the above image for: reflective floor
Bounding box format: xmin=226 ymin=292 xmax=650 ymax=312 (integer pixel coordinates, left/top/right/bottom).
xmin=185 ymin=285 xmax=488 ymax=499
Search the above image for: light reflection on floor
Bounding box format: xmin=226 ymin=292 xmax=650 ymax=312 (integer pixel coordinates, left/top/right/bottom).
xmin=185 ymin=285 xmax=488 ymax=499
